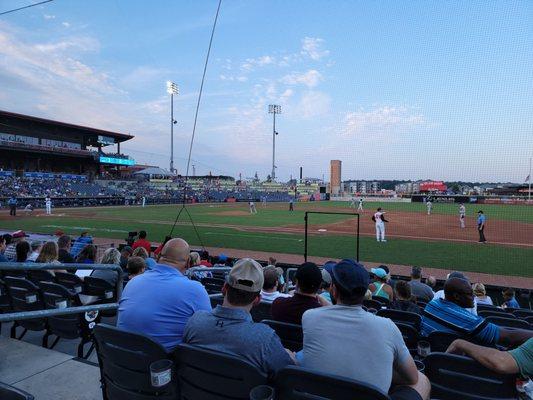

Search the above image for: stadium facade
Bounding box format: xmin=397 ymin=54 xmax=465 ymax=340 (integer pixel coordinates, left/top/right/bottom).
xmin=0 ymin=110 xmax=134 ymax=179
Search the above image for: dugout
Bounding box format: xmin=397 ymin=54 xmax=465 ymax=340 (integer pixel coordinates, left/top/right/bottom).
xmin=0 ymin=110 xmax=135 ymax=178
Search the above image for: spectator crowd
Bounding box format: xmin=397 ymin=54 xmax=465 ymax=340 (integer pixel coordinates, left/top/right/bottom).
xmin=1 ymin=229 xmax=532 ymax=400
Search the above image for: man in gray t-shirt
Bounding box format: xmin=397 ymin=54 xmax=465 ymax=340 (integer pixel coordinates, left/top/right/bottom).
xmin=301 ymin=260 xmax=430 ymax=400
xmin=408 ymin=266 xmax=434 ymax=303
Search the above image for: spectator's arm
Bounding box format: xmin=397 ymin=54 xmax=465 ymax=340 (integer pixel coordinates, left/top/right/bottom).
xmin=392 ymin=356 xmax=418 ymax=386
xmin=498 ymin=328 xmax=533 ymax=348
xmin=447 ymin=339 xmax=518 ymax=375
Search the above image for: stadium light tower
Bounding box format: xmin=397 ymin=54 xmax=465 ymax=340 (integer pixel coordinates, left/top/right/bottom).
xmin=166 ymin=81 xmax=179 ymax=174
xmin=268 ymin=104 xmax=281 ymax=181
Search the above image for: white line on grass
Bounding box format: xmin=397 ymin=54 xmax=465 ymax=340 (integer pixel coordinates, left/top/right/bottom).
xmin=205 ymin=232 xmax=303 ymax=242
xmin=43 ymin=225 xmax=128 ymax=233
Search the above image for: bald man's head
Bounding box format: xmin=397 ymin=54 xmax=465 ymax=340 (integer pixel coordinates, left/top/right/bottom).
xmin=444 ymin=277 xmax=474 ymax=308
xmin=159 ymin=238 xmax=190 ymax=271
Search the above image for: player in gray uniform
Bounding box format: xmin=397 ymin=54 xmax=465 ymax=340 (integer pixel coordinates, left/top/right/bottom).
xmin=426 ymin=198 xmax=432 ymax=215
xmin=357 ymin=198 xmax=364 ymax=212
xmin=459 ymin=203 xmax=466 ymax=228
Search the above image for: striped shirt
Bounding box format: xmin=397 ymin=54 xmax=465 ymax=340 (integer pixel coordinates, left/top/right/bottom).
xmin=422 ymin=298 xmax=500 ymax=346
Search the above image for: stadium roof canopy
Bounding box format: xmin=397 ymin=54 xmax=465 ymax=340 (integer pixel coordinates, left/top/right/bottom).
xmin=134 ymin=167 xmax=176 ymax=176
xmin=0 ymin=109 xmax=133 ymax=143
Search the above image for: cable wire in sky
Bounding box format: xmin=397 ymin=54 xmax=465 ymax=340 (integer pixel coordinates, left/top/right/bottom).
xmin=0 ymin=0 xmax=53 ymax=16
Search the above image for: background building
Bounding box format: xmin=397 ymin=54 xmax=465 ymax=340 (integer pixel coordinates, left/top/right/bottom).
xmin=330 ymin=160 xmax=342 ymax=195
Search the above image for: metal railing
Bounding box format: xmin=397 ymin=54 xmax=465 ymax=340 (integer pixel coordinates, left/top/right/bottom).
xmin=0 ymin=263 xmax=123 ymax=322
xmin=304 ymin=211 xmax=360 ymax=262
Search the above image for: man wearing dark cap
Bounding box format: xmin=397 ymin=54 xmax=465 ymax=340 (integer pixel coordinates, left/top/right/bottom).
xmin=422 ymin=277 xmax=532 ymax=348
xmin=183 ymin=258 xmax=294 ymax=376
xmin=271 ymin=262 xmax=329 ymax=325
xmin=301 ymin=260 xmax=430 ymax=400
xmin=408 ymin=266 xmax=434 ymax=303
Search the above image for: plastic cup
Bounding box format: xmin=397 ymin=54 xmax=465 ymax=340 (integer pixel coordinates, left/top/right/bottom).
xmin=249 ymin=385 xmax=275 ymax=400
xmin=150 ymin=359 xmax=173 ymax=388
xmin=417 ymin=340 xmax=431 ymax=359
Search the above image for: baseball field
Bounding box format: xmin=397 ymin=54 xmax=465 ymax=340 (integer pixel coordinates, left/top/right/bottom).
xmin=1 ymin=200 xmax=532 ymax=277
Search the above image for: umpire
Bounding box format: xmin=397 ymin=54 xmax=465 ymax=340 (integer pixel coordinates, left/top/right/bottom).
xmin=8 ymin=196 xmax=17 ymax=216
xmin=477 ymin=210 xmax=486 ymax=243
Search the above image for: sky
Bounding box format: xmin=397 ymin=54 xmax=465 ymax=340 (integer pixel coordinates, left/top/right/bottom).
xmin=0 ymin=0 xmax=531 ymax=182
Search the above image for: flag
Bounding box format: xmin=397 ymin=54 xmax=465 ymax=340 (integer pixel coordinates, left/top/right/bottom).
xmin=526 ymin=175 xmax=531 ymax=182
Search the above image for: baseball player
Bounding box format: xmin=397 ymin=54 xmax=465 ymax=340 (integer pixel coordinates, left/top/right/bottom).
xmin=350 ymin=196 xmax=356 ymax=209
xmin=24 ymin=203 xmax=34 ymax=215
xmin=426 ymin=198 xmax=432 ymax=215
xmin=357 ymin=198 xmax=364 ymax=212
xmin=249 ymin=201 xmax=257 ymax=214
xmin=289 ymin=198 xmax=294 ymax=211
xmin=142 ymin=196 xmax=146 ymax=207
xmin=45 ymin=196 xmax=52 ymax=215
xmin=372 ymin=207 xmax=389 ymax=242
xmin=262 ymin=196 xmax=267 ymax=207
xmin=459 ymin=203 xmax=466 ymax=228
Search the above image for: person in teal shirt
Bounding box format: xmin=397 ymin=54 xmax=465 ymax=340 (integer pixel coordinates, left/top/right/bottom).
xmin=477 ymin=210 xmax=487 ymax=243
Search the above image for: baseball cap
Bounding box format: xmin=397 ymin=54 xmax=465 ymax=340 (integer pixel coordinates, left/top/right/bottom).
xmin=12 ymin=230 xmax=29 ymax=238
xmin=218 ymin=253 xmax=228 ymax=262
xmin=322 ymin=260 xmax=337 ymax=276
xmin=226 ymin=258 xmax=263 ymax=292
xmin=371 ymin=268 xmax=387 ymax=279
xmin=321 ymin=269 xmax=332 ymax=285
xmin=447 ymin=271 xmax=468 ymax=282
xmin=331 ymin=260 xmax=369 ymax=292
xmin=379 ymin=265 xmax=390 ymax=274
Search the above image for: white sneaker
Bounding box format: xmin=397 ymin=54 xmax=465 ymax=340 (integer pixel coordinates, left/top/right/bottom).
xmin=381 ymin=240 xmax=387 ymax=242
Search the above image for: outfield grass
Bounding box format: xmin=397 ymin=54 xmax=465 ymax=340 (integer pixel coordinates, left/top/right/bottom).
xmin=1 ymin=202 xmax=531 ymax=277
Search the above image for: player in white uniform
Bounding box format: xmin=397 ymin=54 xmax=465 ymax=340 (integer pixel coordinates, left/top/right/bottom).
xmin=24 ymin=203 xmax=34 ymax=215
xmin=459 ymin=203 xmax=466 ymax=228
xmin=350 ymin=196 xmax=356 ymax=208
xmin=426 ymin=199 xmax=432 ymax=215
xmin=45 ymin=196 xmax=52 ymax=215
xmin=262 ymin=196 xmax=267 ymax=207
xmin=249 ymin=201 xmax=257 ymax=214
xmin=373 ymin=207 xmax=388 ymax=242
xmin=142 ymin=196 xmax=146 ymax=207
xmin=357 ymin=198 xmax=364 ymax=212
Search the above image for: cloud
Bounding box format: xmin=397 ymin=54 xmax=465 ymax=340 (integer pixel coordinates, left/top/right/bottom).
xmin=62 ymin=22 xmax=71 ymax=28
xmin=293 ymin=91 xmax=331 ymax=118
xmin=281 ymin=69 xmax=322 ymax=88
xmin=343 ymin=106 xmax=425 ymax=137
xmin=240 ymin=55 xmax=276 ymax=71
xmin=43 ymin=14 xmax=55 ymax=20
xmin=219 ymin=74 xmax=248 ymax=82
xmin=301 ymin=37 xmax=329 ymax=61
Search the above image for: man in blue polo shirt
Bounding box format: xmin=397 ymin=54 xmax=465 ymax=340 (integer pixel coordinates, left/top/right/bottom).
xmin=183 ymin=258 xmax=294 ymax=377
xmin=477 ymin=210 xmax=487 ymax=243
xmin=422 ymin=278 xmax=532 ymax=348
xmin=117 ymin=238 xmax=211 ymax=352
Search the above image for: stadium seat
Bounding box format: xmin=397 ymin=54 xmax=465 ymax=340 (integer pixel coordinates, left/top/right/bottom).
xmin=173 ymin=343 xmax=267 ymax=400
xmin=0 ymin=382 xmax=34 ymax=400
xmin=485 ymin=316 xmax=532 ymax=330
xmin=376 ymin=309 xmax=421 ymax=331
xmin=39 ymin=281 xmax=96 ymax=358
xmin=4 ymin=276 xmax=47 ymax=340
xmin=54 ymin=272 xmax=84 ymax=294
xmin=525 ymin=316 xmax=533 ymax=325
xmin=27 ymin=270 xmax=55 ymax=286
xmin=250 ymin=301 xmax=273 ymax=323
xmin=372 ymin=295 xmax=390 ymax=307
xmin=424 ymin=352 xmax=518 ymax=400
xmin=476 ymin=304 xmax=499 ymax=312
xmin=261 ymin=320 xmax=303 ymax=352
xmin=478 ymin=309 xmax=515 ymax=319
xmin=395 ymin=322 xmax=419 ymax=351
xmin=513 ymin=309 xmax=533 ymax=319
xmin=273 ymin=366 xmax=391 ymax=400
xmin=83 ymin=276 xmax=117 ymax=317
xmin=416 ymin=301 xmax=427 ymax=309
xmin=363 ymin=299 xmax=383 ymax=311
xmin=200 ymin=277 xmax=225 ymax=294
xmin=93 ymin=323 xmax=176 ymax=400
xmin=427 ymin=331 xmax=461 ymax=353
xmin=209 ymin=293 xmax=224 ymax=309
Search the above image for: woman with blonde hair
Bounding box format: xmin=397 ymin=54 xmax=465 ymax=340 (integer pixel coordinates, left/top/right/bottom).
xmin=90 ymin=247 xmax=121 ymax=286
xmin=472 ymin=283 xmax=493 ymax=306
xmin=132 ymin=247 xmax=149 ymax=259
xmin=36 ymin=241 xmax=65 ymax=274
